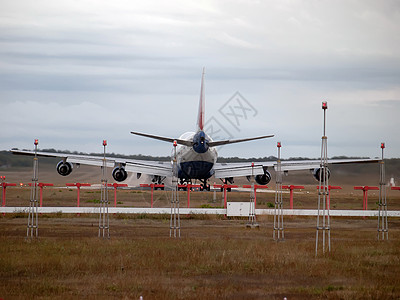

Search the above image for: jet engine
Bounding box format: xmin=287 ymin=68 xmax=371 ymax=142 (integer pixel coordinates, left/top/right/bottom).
xmin=56 ymin=161 xmax=73 ymax=176
xmin=312 ymin=167 xmax=331 ymax=182
xmin=112 ymin=167 xmax=128 ymax=182
xmin=255 ymin=171 xmax=271 ymax=185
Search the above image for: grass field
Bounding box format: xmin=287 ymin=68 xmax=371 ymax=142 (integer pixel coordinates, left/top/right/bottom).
xmin=1 ymin=215 xmax=400 ymax=299
xmin=1 ymin=162 xmax=400 ymax=299
xmin=1 ymin=186 xmax=400 ymax=299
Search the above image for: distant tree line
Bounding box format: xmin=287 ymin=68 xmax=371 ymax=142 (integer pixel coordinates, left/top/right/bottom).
xmin=2 ymin=149 xmax=400 ymax=178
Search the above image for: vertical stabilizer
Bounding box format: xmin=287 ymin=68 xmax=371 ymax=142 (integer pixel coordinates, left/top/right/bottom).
xmin=197 ymin=67 xmax=206 ymax=131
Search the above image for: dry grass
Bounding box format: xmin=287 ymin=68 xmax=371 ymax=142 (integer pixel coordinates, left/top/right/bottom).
xmin=1 ymin=165 xmax=400 ymax=299
xmin=1 ymin=214 xmax=400 ymax=299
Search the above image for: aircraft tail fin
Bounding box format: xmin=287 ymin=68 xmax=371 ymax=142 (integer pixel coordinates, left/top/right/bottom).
xmin=197 ymin=67 xmax=206 ymax=131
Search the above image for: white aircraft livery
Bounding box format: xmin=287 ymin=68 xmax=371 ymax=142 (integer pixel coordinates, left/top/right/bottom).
xmin=11 ymin=69 xmax=378 ymax=189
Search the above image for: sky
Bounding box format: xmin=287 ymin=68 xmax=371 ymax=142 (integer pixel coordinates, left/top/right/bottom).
xmin=1 ymin=0 xmax=399 ymax=159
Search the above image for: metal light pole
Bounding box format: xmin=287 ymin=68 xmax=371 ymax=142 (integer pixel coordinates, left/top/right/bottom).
xmin=377 ymin=142 xmax=388 ymax=240
xmin=273 ymin=142 xmax=284 ymax=240
xmin=170 ymin=140 xmax=180 ymax=238
xmin=27 ymin=139 xmax=39 ymax=239
xmin=99 ymin=140 xmax=110 ymax=238
xmin=316 ymin=101 xmax=330 ymax=255
xmin=247 ymin=163 xmax=259 ymax=228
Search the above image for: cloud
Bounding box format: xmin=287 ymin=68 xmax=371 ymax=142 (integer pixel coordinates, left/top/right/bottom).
xmin=0 ymin=0 xmax=399 ymax=158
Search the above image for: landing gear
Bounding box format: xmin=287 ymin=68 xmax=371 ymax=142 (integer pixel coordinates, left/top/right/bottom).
xmin=152 ymin=175 xmax=166 ymax=190
xmin=177 ymin=178 xmax=210 ymax=191
xmin=220 ymin=178 xmax=234 ymax=192
xmin=179 ymin=178 xmax=192 ymax=191
xmin=199 ymin=179 xmax=210 ymax=191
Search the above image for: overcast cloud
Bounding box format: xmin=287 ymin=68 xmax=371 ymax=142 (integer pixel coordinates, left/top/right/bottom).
xmin=1 ymin=0 xmax=399 ymax=158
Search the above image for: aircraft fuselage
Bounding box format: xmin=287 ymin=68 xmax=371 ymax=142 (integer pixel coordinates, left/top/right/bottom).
xmin=174 ymin=131 xmax=217 ymax=180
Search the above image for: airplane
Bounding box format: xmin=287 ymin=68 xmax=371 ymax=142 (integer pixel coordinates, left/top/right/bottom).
xmin=11 ymin=68 xmax=378 ymax=190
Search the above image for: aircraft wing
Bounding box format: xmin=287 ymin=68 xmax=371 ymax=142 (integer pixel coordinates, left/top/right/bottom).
xmin=214 ymin=158 xmax=379 ymax=178
xmin=214 ymin=162 xmax=274 ymax=178
xmin=123 ymin=160 xmax=172 ymax=177
xmin=277 ymin=158 xmax=380 ymax=171
xmin=10 ymin=149 xmax=173 ymax=177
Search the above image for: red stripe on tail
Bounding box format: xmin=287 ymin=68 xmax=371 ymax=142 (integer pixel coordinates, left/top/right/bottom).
xmin=197 ymin=68 xmax=205 ymax=131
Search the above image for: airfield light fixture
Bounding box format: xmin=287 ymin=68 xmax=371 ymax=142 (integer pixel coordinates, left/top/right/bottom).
xmin=378 ymin=141 xmax=388 ymax=240
xmin=103 ymin=140 xmax=107 ymax=146
xmin=277 ymin=142 xmax=281 ymax=148
xmin=173 ymin=140 xmax=177 ymax=147
xmin=34 ymin=139 xmax=38 ymax=146
xmin=316 ymin=100 xmax=330 ymax=255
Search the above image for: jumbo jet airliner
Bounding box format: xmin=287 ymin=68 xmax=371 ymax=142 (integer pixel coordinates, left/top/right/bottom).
xmin=11 ymin=69 xmax=377 ymax=189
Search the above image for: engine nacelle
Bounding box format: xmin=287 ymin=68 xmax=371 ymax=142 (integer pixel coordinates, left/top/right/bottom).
xmin=112 ymin=167 xmax=128 ymax=182
xmin=312 ymin=167 xmax=331 ymax=182
xmin=56 ymin=161 xmax=73 ymax=176
xmin=255 ymin=171 xmax=272 ymax=185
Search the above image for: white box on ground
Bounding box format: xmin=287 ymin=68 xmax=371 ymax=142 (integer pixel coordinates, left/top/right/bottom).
xmin=227 ymin=202 xmax=252 ymax=217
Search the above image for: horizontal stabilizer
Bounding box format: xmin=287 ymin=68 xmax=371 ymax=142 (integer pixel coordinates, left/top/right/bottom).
xmin=208 ymin=134 xmax=274 ymax=147
xmin=130 ymin=131 xmax=193 ymax=147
